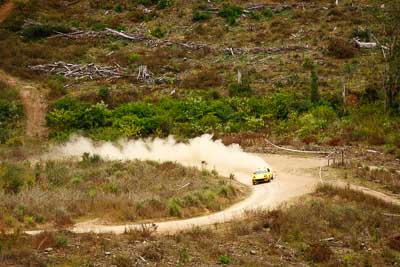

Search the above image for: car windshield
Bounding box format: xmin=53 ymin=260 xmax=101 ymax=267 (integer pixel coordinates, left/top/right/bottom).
xmin=254 ymin=169 xmax=269 ymax=174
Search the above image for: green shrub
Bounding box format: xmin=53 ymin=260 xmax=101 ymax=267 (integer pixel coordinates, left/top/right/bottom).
xmin=136 ymin=0 xmax=158 ymax=6
xmin=128 ymin=53 xmax=140 ymax=62
xmin=81 ymin=153 xmax=102 ymax=164
xmin=22 ymin=24 xmax=69 ymax=41
xmin=48 ymin=76 xmax=67 ymax=99
xmin=91 ymin=22 xmax=107 ymax=31
xmin=351 ymin=27 xmax=371 ymax=42
xmin=297 ymin=105 xmax=338 ymax=139
xmin=168 ymin=198 xmax=182 ymax=217
xmin=98 ymin=87 xmax=110 ymax=102
xmin=151 ymin=26 xmax=165 ymax=38
xmin=262 ymin=8 xmax=273 ymax=18
xmin=360 ymin=85 xmax=379 ymax=104
xmin=114 ymin=4 xmax=123 ymax=13
xmin=55 ymin=234 xmax=68 ymax=247
xmin=219 ymin=4 xmax=243 ymax=25
xmin=116 ymin=25 xmax=127 ymax=32
xmin=179 ymin=247 xmax=189 ymax=263
xmin=156 ymin=0 xmax=172 ymax=9
xmin=0 ymin=163 xmax=24 ymax=194
xmin=193 ymin=10 xmax=211 ymax=22
xmin=219 ymin=254 xmax=231 ymax=264
xmin=228 ymin=79 xmax=252 ymax=97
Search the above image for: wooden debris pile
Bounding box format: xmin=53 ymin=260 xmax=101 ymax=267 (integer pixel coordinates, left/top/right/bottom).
xmin=29 ymin=61 xmax=124 ymax=80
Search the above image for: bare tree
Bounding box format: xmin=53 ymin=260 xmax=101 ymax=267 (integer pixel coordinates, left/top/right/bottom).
xmin=382 ymin=1 xmax=400 ymax=112
xmin=373 ymin=1 xmax=400 ymax=112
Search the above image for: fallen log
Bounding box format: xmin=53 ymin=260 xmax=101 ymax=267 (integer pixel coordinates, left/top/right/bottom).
xmin=353 ymin=39 xmax=377 ymax=49
xmin=105 ymin=28 xmax=151 ymax=42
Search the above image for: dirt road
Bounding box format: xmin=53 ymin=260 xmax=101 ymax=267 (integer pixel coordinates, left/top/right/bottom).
xmin=25 ymin=153 xmax=399 ymax=235
xmin=0 ymin=1 xmax=13 ymax=23
xmin=0 ymin=71 xmax=48 ymax=138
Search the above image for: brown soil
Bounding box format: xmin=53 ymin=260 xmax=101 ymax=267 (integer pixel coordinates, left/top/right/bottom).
xmin=0 ymin=1 xmax=13 ymax=23
xmin=20 ymin=86 xmax=48 ymax=138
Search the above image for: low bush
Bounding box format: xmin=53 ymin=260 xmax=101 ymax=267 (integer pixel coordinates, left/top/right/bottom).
xmin=228 ymin=81 xmax=252 ymax=97
xmin=0 ymin=163 xmax=24 ymax=194
xmin=151 ymin=26 xmax=165 ymax=38
xmin=0 ymin=84 xmax=23 ymax=144
xmin=47 ymin=76 xmax=67 ymax=99
xmin=22 ymin=24 xmax=70 ymax=41
xmin=193 ymin=10 xmax=211 ymax=22
xmin=219 ymin=254 xmax=231 ymax=264
xmin=327 ymin=38 xmax=356 ymax=59
xmin=218 ymin=4 xmax=243 ymax=25
xmin=262 ymin=8 xmax=274 ymax=18
xmin=156 ymin=0 xmax=172 ymax=9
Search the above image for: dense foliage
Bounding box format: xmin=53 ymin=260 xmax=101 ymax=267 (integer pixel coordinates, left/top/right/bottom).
xmin=46 ymin=91 xmax=400 ymax=149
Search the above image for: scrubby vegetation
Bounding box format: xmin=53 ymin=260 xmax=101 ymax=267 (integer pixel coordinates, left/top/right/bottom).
xmin=0 ymin=155 xmax=247 ymax=230
xmin=1 ymin=185 xmax=399 ymax=266
xmin=0 ymin=0 xmax=398 ymax=155
xmin=0 ymin=0 xmax=400 ymax=265
xmin=0 ymin=81 xmax=24 ymax=144
xmin=46 ymin=92 xmax=400 ymax=151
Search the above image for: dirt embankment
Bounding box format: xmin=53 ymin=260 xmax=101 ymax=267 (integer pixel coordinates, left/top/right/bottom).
xmin=19 ymin=86 xmax=48 ymax=138
xmin=0 ymin=71 xmax=48 ymax=138
xmin=0 ymin=1 xmax=13 ymax=23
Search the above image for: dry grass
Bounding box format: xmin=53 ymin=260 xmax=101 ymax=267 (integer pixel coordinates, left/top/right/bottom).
xmin=1 ymin=184 xmax=400 ymax=266
xmin=0 ymin=157 xmax=248 ymax=231
xmin=346 ymin=163 xmax=400 ymax=194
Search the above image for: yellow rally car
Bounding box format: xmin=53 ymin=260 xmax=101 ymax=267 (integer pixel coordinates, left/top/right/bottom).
xmin=252 ymin=167 xmax=274 ymax=185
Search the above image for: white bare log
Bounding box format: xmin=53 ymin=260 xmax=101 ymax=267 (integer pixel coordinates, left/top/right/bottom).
xmin=354 ymin=39 xmax=377 ymax=49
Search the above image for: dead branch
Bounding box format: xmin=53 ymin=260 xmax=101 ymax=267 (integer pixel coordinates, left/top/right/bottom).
xmin=105 ymin=28 xmax=151 ymax=42
xmin=28 ymin=61 xmax=124 ymax=80
xmin=244 ymin=3 xmax=292 ymax=12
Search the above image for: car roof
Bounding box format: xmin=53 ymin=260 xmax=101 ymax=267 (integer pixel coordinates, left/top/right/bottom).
xmin=254 ymin=167 xmax=270 ymax=172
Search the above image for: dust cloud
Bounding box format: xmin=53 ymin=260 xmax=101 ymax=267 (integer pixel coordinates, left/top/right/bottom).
xmin=49 ymin=134 xmax=268 ymax=176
